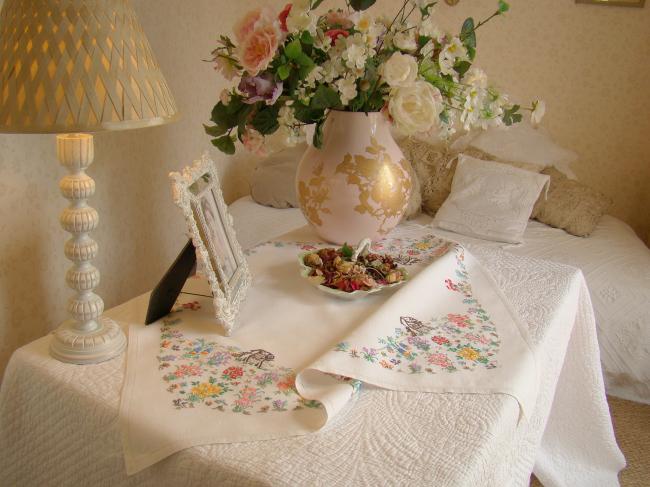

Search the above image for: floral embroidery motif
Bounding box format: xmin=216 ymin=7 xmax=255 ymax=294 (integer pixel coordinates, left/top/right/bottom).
xmin=157 ymin=305 xmax=325 ymax=414
xmin=334 ymin=246 xmax=500 ymax=373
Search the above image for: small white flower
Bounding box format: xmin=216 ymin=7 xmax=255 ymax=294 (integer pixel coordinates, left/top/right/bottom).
xmin=388 ymin=81 xmax=443 ymax=134
xmin=342 ymin=34 xmax=368 ymax=70
xmin=531 ymin=100 xmax=546 ymax=125
xmin=304 ymin=65 xmax=325 ymax=87
xmin=314 ymin=29 xmax=332 ymax=52
xmin=393 ymin=30 xmax=417 ymax=51
xmin=439 ymin=37 xmax=467 ymax=77
xmin=286 ymin=0 xmax=317 ymax=34
xmin=463 ymin=67 xmax=488 ymax=90
xmin=418 ymin=16 xmax=443 ymax=41
xmin=336 ymin=75 xmax=358 ymax=106
xmin=381 ymin=52 xmax=419 ymax=88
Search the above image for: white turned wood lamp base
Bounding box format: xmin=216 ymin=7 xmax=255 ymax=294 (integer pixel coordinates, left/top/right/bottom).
xmin=49 ymin=133 xmax=127 ymax=364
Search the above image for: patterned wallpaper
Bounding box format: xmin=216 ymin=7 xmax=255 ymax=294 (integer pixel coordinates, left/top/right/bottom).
xmin=0 ymin=0 xmax=648 ymax=377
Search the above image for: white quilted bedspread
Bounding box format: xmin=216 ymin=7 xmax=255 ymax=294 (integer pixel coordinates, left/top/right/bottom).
xmin=0 ymin=241 xmax=624 ymax=486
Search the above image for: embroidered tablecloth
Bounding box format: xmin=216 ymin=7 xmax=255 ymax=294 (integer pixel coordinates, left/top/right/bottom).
xmin=0 ymin=224 xmax=624 ymax=486
xmin=120 ymin=224 xmax=538 ymax=474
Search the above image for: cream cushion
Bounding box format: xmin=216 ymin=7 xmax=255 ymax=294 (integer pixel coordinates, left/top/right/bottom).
xmin=454 ymin=121 xmax=578 ymax=178
xmin=398 ymin=138 xmax=542 ymax=217
xmin=433 ymin=155 xmax=550 ymax=244
xmin=532 ymin=167 xmax=612 ymax=237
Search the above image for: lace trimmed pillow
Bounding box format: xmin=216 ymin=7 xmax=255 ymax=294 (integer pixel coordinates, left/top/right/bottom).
xmin=433 ymin=155 xmax=550 ymax=244
xmin=532 ymin=167 xmax=612 ymax=237
xmin=398 ymin=138 xmax=543 ymax=217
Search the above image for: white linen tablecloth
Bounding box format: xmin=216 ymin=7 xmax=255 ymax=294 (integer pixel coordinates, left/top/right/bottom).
xmin=0 ymin=228 xmax=624 ymax=486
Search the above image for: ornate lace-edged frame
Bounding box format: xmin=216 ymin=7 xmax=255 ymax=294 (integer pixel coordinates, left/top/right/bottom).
xmin=169 ymin=153 xmax=251 ymax=336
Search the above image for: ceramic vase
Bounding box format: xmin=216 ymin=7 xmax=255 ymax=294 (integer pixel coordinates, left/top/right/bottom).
xmin=296 ymin=111 xmax=412 ymax=245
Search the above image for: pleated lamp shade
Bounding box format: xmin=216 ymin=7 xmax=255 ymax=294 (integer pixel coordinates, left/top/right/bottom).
xmin=0 ymin=0 xmax=178 ymax=134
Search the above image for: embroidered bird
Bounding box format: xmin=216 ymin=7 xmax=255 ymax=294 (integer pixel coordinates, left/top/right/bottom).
xmin=400 ymin=316 xmax=432 ymax=337
xmin=233 ymin=349 xmax=275 ymax=368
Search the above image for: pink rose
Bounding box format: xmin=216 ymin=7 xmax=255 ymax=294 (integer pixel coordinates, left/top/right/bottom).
xmin=234 ymin=9 xmax=263 ymax=43
xmin=239 ymin=24 xmax=281 ymax=75
xmin=242 ymin=127 xmax=267 ymax=156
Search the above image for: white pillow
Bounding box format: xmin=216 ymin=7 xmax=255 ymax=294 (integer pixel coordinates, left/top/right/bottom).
xmin=452 ymin=121 xmax=578 ymax=179
xmin=433 ymin=155 xmax=550 ymax=244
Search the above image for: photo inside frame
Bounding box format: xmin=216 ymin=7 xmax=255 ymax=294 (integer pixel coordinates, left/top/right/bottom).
xmin=189 ymin=173 xmax=240 ymax=289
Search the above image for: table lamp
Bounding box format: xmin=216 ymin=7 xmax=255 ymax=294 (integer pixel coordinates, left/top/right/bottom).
xmin=0 ymin=0 xmax=178 ymax=364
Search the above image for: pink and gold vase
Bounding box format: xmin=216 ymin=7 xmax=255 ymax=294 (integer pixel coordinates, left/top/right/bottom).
xmin=296 ymin=111 xmax=412 ymax=244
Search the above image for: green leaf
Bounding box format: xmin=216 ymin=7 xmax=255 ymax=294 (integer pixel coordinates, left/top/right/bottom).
xmin=300 ymin=31 xmax=314 ymax=45
xmin=251 ymin=106 xmax=280 ymax=135
xmin=420 ymin=2 xmax=438 ymax=19
xmin=454 ymin=60 xmax=471 ymax=77
xmin=439 ymin=110 xmax=450 ymax=125
xmin=210 ymin=102 xmax=237 ymax=128
xmin=278 ymin=64 xmax=292 ymax=80
xmin=313 ymin=118 xmax=325 ymax=148
xmin=203 ymin=123 xmax=227 ymax=137
xmin=461 ymin=17 xmax=476 ymax=49
xmin=502 ymin=104 xmax=522 ymax=126
xmin=466 ymin=45 xmax=476 ymax=61
xmin=417 ymin=35 xmax=432 ymax=49
xmin=498 ymin=0 xmax=510 ymax=14
xmin=212 ymin=135 xmax=235 ymax=155
xmin=285 ymin=39 xmax=302 ymax=60
xmin=294 ymin=102 xmax=323 ymax=124
xmin=310 ymin=85 xmax=340 ymax=110
xmin=310 ymin=0 xmax=326 ymax=9
xmin=349 ymin=0 xmax=376 ymax=11
xmin=340 ymin=243 xmax=354 ymax=259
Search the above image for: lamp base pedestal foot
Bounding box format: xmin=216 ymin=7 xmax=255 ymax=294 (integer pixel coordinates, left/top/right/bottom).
xmin=50 ymin=317 xmax=127 ymax=364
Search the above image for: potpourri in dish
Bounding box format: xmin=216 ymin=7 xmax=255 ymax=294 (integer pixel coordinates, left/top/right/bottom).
xmin=302 ymin=243 xmax=407 ymax=293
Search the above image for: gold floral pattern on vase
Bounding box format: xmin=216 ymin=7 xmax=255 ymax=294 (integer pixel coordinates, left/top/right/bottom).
xmin=297 ymin=160 xmax=331 ymax=227
xmin=335 ymin=137 xmax=412 ymax=235
xmin=295 ymin=111 xmax=412 ymax=244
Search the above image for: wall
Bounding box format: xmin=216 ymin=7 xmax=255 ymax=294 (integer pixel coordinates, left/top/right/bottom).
xmin=0 ymin=0 xmax=649 ymax=378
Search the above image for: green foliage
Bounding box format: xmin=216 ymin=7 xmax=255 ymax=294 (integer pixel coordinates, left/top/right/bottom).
xmin=285 ymin=39 xmax=303 ymax=60
xmin=300 ymin=31 xmax=314 ymax=45
xmin=454 ymin=60 xmax=471 ymax=77
xmin=277 ymin=64 xmax=292 ymax=80
xmin=310 ymin=85 xmax=341 ymax=110
xmin=293 ymin=102 xmax=324 ymax=124
xmin=211 ymin=135 xmax=235 ymax=154
xmin=419 ymin=1 xmax=438 ymax=20
xmin=340 ymin=243 xmax=354 ymax=259
xmin=310 ymin=0 xmax=326 ymax=9
xmin=349 ymin=0 xmax=376 ymax=11
xmin=313 ymin=119 xmax=325 ymax=148
xmin=251 ymin=105 xmax=280 ymax=135
xmin=498 ymin=0 xmax=510 ymax=14
xmin=460 ymin=18 xmax=476 ymax=60
xmin=502 ymin=105 xmax=522 ymax=126
xmin=203 ymin=123 xmax=227 ymax=137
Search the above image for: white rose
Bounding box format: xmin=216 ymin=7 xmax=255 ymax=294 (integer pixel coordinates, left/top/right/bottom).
xmin=393 ymin=31 xmax=417 ymax=51
xmin=388 ymin=81 xmax=443 ymax=135
xmin=381 ymin=52 xmax=419 ymax=88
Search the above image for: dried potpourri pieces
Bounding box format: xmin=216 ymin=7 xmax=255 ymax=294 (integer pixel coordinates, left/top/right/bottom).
xmin=302 ymin=243 xmax=406 ymax=293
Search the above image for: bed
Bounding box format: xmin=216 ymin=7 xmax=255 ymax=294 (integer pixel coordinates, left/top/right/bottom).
xmin=229 ymin=195 xmax=650 ymax=405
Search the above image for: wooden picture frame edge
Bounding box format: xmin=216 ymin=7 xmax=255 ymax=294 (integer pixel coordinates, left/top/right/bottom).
xmin=169 ymin=152 xmax=251 ymax=336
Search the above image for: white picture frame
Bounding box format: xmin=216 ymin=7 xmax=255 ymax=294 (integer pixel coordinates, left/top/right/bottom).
xmin=169 ymin=153 xmax=251 ymax=336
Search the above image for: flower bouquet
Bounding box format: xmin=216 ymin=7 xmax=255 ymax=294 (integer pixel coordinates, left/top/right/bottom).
xmin=205 ymin=0 xmax=545 ymax=156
